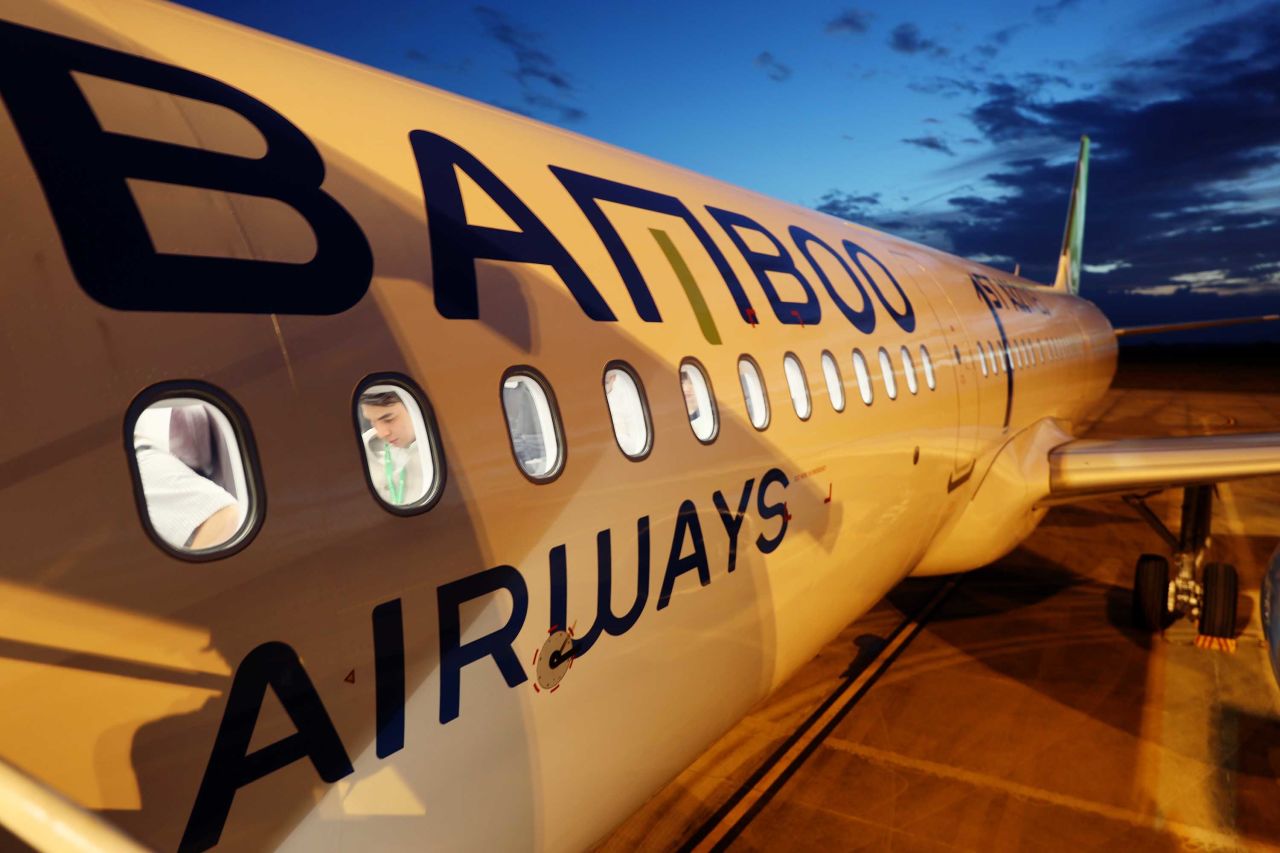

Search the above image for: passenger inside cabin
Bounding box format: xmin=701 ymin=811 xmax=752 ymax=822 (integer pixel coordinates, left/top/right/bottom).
xmin=360 ymin=388 xmax=428 ymax=506
xmin=604 ymin=368 xmax=647 ymax=457
xmin=133 ymin=402 xmax=240 ymax=550
xmin=503 ymin=378 xmax=548 ymax=473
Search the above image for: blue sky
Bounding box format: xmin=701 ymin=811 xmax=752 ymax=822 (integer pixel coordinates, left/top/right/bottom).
xmin=175 ymin=0 xmax=1280 ymax=341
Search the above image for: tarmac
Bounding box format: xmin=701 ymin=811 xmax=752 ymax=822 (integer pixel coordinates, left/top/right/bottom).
xmin=599 ymin=349 xmax=1280 ymax=852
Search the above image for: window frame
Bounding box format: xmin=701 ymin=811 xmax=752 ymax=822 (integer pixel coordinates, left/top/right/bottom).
xmin=353 ymin=372 xmax=447 ymax=516
xmin=900 ymin=345 xmax=919 ymax=395
xmin=820 ymin=349 xmax=846 ymax=412
xmin=782 ymin=351 xmax=813 ymax=421
xmin=737 ymin=354 xmax=771 ymax=430
xmin=500 ymin=365 xmax=568 ymax=484
xmin=852 ymin=348 xmax=874 ymax=406
xmin=878 ymin=346 xmax=898 ymax=400
xmin=920 ymin=345 xmax=937 ymax=390
xmin=602 ymin=360 xmax=654 ymax=462
xmin=124 ymin=380 xmax=265 ymax=562
xmin=679 ymin=357 xmax=720 ymax=445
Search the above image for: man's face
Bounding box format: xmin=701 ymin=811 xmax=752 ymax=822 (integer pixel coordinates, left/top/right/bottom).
xmin=681 ymin=374 xmax=698 ymax=411
xmin=362 ymin=401 xmax=415 ymax=448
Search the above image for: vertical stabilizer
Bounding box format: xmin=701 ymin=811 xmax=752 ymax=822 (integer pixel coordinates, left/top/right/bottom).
xmin=1053 ymin=136 xmax=1090 ymax=294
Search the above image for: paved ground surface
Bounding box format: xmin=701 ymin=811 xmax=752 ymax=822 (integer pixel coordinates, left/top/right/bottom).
xmin=599 ymin=351 xmax=1280 ymax=852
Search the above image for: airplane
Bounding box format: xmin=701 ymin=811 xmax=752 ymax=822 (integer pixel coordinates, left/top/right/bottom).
xmin=0 ymin=1 xmax=1278 ymax=850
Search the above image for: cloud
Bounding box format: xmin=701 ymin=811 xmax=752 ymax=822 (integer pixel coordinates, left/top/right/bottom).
xmin=474 ymin=6 xmax=586 ymax=122
xmin=902 ymin=135 xmax=956 ymax=155
xmin=816 ymin=3 xmax=1280 ymax=327
xmin=908 ymin=76 xmax=980 ymax=97
xmin=815 ymin=190 xmax=885 ymax=223
xmin=754 ymin=51 xmax=793 ymax=82
xmin=1034 ymin=0 xmax=1082 ymax=24
xmin=889 ymin=23 xmax=948 ymax=58
xmin=825 ymin=9 xmax=872 ymax=34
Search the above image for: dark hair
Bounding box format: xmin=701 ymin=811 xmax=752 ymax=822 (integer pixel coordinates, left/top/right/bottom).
xmin=359 ymin=391 xmax=402 ymax=408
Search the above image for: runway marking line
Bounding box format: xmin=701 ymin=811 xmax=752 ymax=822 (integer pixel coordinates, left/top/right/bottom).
xmin=680 ymin=578 xmax=959 ymax=853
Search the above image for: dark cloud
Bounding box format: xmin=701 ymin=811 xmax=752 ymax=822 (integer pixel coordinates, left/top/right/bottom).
xmin=474 ymin=6 xmax=585 ymax=122
xmin=889 ymin=23 xmax=948 ymax=58
xmin=815 ymin=191 xmax=891 ymax=226
xmin=818 ymin=3 xmax=1280 ymax=330
xmin=755 ymin=51 xmax=793 ymax=82
xmin=825 ymin=8 xmax=872 ymax=34
xmin=908 ymin=76 xmax=980 ymax=97
xmin=902 ymin=135 xmax=956 ymax=155
xmin=923 ymin=117 xmax=942 ymax=124
xmin=1034 ymin=0 xmax=1082 ymax=24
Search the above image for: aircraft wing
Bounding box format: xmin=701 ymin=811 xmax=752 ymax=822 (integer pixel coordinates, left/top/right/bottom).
xmin=1113 ymin=314 xmax=1279 ymax=337
xmin=1048 ymin=432 xmax=1280 ymax=499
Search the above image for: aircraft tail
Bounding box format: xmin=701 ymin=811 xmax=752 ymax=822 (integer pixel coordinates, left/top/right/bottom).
xmin=1053 ymin=136 xmax=1090 ymax=295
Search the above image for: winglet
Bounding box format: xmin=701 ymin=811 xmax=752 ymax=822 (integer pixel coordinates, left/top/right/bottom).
xmin=1053 ymin=136 xmax=1090 ymax=295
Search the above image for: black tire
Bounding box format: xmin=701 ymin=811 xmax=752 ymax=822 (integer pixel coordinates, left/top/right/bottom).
xmin=1199 ymin=562 xmax=1239 ymax=638
xmin=1133 ymin=554 xmax=1170 ymax=631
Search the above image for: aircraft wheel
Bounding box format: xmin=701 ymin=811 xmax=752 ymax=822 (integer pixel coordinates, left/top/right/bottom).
xmin=1132 ymin=554 xmax=1170 ymax=631
xmin=1199 ymin=562 xmax=1238 ymax=638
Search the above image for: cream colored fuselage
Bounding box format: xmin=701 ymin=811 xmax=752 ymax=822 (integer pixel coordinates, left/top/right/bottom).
xmin=0 ymin=1 xmax=1116 ymax=850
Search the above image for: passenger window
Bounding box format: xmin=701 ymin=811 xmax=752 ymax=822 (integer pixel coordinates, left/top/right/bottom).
xmin=953 ymin=346 xmax=963 ymax=366
xmin=878 ymin=347 xmax=898 ymax=400
xmin=738 ymin=356 xmax=770 ymax=429
xmin=852 ymin=349 xmax=874 ymax=405
xmin=987 ymin=340 xmax=1000 ymax=374
xmin=783 ymin=353 xmax=812 ymax=420
xmin=502 ymin=369 xmax=564 ymax=481
xmin=680 ymin=360 xmax=719 ymax=443
xmin=603 ymin=363 xmax=651 ymax=459
xmin=356 ymin=378 xmax=441 ymax=512
xmin=128 ymin=387 xmax=259 ymax=558
xmin=976 ymin=342 xmax=990 ymax=377
xmin=900 ymin=346 xmax=919 ymax=395
xmin=821 ymin=350 xmax=845 ymax=412
xmin=920 ymin=345 xmax=937 ymax=390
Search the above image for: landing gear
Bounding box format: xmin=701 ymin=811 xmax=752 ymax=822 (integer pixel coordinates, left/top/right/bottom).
xmin=1124 ymin=485 xmax=1238 ymax=639
xmin=1199 ymin=562 xmax=1238 ymax=638
xmin=1132 ymin=554 xmax=1169 ymax=631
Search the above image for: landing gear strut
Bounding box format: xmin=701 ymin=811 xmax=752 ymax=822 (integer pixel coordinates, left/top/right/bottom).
xmin=1123 ymin=485 xmax=1237 ymax=637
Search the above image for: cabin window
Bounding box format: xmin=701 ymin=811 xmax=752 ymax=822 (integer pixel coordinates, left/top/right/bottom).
xmin=680 ymin=359 xmax=718 ymax=443
xmin=852 ymin=349 xmax=874 ymax=406
xmin=738 ymin=356 xmax=770 ymax=429
xmin=1027 ymin=340 xmax=1037 ymax=366
xmin=502 ymin=369 xmax=565 ymax=481
xmin=900 ymin=346 xmax=919 ymax=395
xmin=953 ymin=346 xmax=963 ymax=366
xmin=1013 ymin=340 xmax=1024 ymax=368
xmin=976 ymin=342 xmax=990 ymax=377
xmin=986 ymin=340 xmax=1000 ymax=374
xmin=878 ymin=347 xmax=898 ymax=400
xmin=603 ymin=362 xmax=652 ymax=460
xmin=920 ymin=345 xmax=937 ymax=390
xmin=821 ymin=350 xmax=845 ymax=412
xmin=1040 ymin=339 xmax=1049 ymax=362
xmin=783 ymin=353 xmax=812 ymax=420
xmin=355 ymin=377 xmax=442 ymax=513
xmin=127 ymin=385 xmax=260 ymax=559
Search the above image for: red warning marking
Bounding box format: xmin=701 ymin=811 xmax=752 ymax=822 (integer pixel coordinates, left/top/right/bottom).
xmin=1194 ymin=635 xmax=1237 ymax=653
xmin=550 ymin=685 xmax=560 ymax=693
xmin=824 ymin=483 xmax=833 ymax=504
xmin=343 ymin=670 xmax=355 ymax=684
xmin=783 ymin=502 xmax=793 ymax=522
xmin=745 ymin=307 xmax=758 ymax=326
xmin=790 ymin=309 xmax=804 ymax=327
xmin=532 ymin=648 xmax=540 ymax=666
xmin=534 ymin=683 xmax=541 ymax=693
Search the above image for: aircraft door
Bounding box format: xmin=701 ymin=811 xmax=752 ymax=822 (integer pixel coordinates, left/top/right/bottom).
xmin=888 ymin=252 xmax=980 ymax=489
